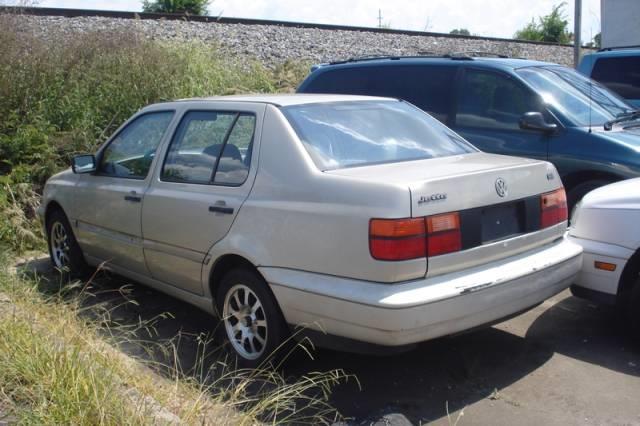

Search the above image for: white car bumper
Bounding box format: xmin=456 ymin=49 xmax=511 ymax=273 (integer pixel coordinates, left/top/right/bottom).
xmin=568 ymin=235 xmax=633 ymax=297
xmin=260 ymin=236 xmax=582 ymax=347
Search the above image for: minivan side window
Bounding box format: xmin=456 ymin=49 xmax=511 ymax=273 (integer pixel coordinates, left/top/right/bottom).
xmin=98 ymin=111 xmax=174 ymax=179
xmin=456 ymin=69 xmax=540 ymax=130
xmin=591 ymin=56 xmax=640 ymax=100
xmin=302 ymin=65 xmax=456 ymax=123
xmin=162 ymin=111 xmax=255 ymax=186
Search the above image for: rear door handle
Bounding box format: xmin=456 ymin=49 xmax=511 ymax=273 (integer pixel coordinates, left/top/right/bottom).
xmin=124 ymin=195 xmax=142 ymax=203
xmin=209 ymin=205 xmax=234 ymax=214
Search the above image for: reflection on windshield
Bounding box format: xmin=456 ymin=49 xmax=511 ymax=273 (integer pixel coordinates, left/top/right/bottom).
xmin=282 ymin=101 xmax=477 ymax=170
xmin=517 ymin=66 xmax=632 ymax=126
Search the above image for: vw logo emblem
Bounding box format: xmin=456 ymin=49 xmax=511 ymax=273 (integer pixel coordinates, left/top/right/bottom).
xmin=495 ymin=178 xmax=508 ymax=198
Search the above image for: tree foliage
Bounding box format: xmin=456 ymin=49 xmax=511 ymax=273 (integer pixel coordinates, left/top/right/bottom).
xmin=514 ymin=2 xmax=572 ymax=44
xmin=450 ymin=28 xmax=471 ymax=36
xmin=142 ymin=0 xmax=211 ymax=15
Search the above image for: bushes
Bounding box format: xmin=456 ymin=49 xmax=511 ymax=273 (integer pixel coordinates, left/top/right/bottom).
xmin=0 ymin=13 xmax=309 ymax=252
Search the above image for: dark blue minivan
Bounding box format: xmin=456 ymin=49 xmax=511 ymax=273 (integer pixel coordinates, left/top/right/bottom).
xmin=298 ymin=56 xmax=640 ymax=209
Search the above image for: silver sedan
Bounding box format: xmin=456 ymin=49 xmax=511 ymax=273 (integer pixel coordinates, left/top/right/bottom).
xmin=38 ymin=94 xmax=582 ymax=366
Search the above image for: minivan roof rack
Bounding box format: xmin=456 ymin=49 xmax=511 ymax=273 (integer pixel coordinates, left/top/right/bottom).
xmin=328 ymin=53 xmax=446 ymax=65
xmin=449 ymin=51 xmax=510 ymax=58
xmin=598 ymin=45 xmax=640 ymax=52
xmin=326 ymin=51 xmax=514 ymax=66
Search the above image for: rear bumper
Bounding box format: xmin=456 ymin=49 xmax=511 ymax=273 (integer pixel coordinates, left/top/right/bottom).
xmin=261 ymin=236 xmax=582 ymax=347
xmin=568 ymin=234 xmax=633 ymax=297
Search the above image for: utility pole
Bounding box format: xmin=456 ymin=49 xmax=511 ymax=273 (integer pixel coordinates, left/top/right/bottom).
xmin=574 ymin=0 xmax=582 ymax=68
xmin=378 ymin=9 xmax=383 ymax=28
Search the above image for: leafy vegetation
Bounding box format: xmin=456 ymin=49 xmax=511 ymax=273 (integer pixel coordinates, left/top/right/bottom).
xmin=514 ymin=2 xmax=572 ymax=44
xmin=0 ymin=12 xmax=343 ymax=423
xmin=0 ymin=13 xmax=309 ymax=252
xmin=450 ymin=28 xmax=471 ymax=36
xmin=142 ymin=0 xmax=211 ymax=15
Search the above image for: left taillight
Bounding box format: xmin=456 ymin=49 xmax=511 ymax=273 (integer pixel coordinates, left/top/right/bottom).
xmin=540 ymin=188 xmax=568 ymax=228
xmin=369 ymin=218 xmax=426 ymax=261
xmin=369 ymin=212 xmax=462 ymax=261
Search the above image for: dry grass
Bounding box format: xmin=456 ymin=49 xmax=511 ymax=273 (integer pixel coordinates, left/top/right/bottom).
xmin=0 ymin=255 xmax=351 ymax=424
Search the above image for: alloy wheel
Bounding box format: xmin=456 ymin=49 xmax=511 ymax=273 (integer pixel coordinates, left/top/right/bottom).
xmin=223 ymin=284 xmax=268 ymax=360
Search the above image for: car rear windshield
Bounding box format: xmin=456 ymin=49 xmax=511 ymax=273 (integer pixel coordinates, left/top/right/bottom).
xmin=281 ymin=100 xmax=476 ymax=170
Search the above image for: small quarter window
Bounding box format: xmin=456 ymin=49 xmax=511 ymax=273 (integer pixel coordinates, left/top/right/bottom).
xmin=214 ymin=114 xmax=256 ymax=185
xmin=98 ymin=111 xmax=174 ymax=179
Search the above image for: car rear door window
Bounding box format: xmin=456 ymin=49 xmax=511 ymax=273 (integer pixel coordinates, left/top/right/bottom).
xmin=98 ymin=111 xmax=174 ymax=179
xmin=456 ymin=69 xmax=540 ymax=130
xmin=162 ymin=111 xmax=255 ymax=185
xmin=591 ymin=56 xmax=640 ymax=100
xmin=302 ymin=65 xmax=456 ymax=123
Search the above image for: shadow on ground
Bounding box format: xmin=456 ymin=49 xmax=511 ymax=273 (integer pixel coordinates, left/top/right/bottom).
xmin=15 ymin=256 xmax=639 ymax=425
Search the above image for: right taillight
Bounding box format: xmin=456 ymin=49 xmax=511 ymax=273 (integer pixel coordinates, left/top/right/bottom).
xmin=540 ymin=188 xmax=568 ymax=228
xmin=426 ymin=212 xmax=462 ymax=256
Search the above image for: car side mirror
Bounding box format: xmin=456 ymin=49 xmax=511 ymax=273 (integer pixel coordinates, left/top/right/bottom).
xmin=72 ymin=154 xmax=96 ymax=174
xmin=519 ymin=112 xmax=558 ymax=134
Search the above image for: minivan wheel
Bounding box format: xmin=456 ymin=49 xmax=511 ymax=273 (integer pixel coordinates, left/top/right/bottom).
xmin=46 ymin=209 xmax=88 ymax=277
xmin=217 ymin=268 xmax=288 ymax=368
xmin=567 ymin=180 xmax=610 ymax=215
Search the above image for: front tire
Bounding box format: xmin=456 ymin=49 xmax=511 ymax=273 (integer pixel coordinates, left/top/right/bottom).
xmin=46 ymin=209 xmax=88 ymax=278
xmin=216 ymin=268 xmax=288 ymax=368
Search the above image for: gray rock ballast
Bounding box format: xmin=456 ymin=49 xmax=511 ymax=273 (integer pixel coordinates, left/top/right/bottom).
xmin=12 ymin=14 xmax=581 ymax=67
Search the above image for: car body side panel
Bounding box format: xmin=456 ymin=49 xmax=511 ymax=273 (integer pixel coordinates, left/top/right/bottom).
xmin=203 ymin=104 xmax=425 ymax=284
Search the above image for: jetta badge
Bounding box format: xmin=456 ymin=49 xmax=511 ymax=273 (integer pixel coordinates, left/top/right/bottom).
xmin=417 ymin=193 xmax=447 ymax=204
xmin=495 ymin=178 xmax=508 ymax=198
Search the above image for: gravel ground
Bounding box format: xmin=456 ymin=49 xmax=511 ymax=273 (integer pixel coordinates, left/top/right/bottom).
xmin=11 ymin=14 xmax=580 ymax=66
xmin=16 ymin=256 xmax=640 ymax=425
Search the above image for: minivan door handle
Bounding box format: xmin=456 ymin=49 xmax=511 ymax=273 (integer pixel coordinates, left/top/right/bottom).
xmin=209 ymin=205 xmax=234 ymax=214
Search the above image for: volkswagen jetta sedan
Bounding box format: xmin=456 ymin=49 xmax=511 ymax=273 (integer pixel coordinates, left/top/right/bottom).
xmin=38 ymin=94 xmax=582 ymax=366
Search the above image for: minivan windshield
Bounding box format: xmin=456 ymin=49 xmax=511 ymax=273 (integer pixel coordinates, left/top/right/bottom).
xmin=282 ymin=100 xmax=476 ymax=170
xmin=517 ymin=66 xmax=634 ymax=126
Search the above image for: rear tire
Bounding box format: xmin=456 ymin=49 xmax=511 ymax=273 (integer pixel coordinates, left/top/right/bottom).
xmin=216 ymin=268 xmax=289 ymax=368
xmin=46 ymin=209 xmax=88 ymax=278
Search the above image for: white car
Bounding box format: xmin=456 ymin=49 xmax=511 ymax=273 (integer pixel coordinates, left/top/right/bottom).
xmin=38 ymin=94 xmax=582 ymax=366
xmin=569 ymin=178 xmax=640 ymax=334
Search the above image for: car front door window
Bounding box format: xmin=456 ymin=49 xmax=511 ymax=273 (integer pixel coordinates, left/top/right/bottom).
xmin=98 ymin=111 xmax=174 ymax=179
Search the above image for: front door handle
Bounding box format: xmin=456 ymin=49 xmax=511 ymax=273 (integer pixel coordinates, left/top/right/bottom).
xmin=124 ymin=194 xmax=142 ymax=203
xmin=209 ymin=205 xmax=234 ymax=214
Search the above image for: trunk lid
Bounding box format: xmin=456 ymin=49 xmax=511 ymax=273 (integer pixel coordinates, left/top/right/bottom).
xmin=327 ymin=152 xmax=560 ymax=216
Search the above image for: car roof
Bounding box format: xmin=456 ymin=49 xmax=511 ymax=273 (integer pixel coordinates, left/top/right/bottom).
xmin=583 ymin=47 xmax=640 ymax=58
xmin=151 ymin=93 xmax=395 ymax=108
xmin=310 ymin=56 xmax=556 ymax=73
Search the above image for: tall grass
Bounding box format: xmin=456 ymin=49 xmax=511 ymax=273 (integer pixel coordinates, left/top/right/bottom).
xmin=0 ymin=12 xmax=309 ymax=251
xmin=0 ymin=255 xmax=348 ymax=424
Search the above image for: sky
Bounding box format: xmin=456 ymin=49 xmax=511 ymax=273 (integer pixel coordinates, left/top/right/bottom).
xmin=27 ymin=0 xmax=602 ymax=42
